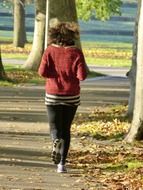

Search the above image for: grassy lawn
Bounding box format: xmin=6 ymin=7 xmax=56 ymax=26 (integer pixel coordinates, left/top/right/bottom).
xmin=0 ymin=64 xmax=102 ymax=86
xmin=86 ymin=57 xmax=131 ymax=67
xmin=81 ymin=41 xmax=132 ymax=49
xmin=0 ymin=41 xmax=132 ymax=85
xmin=82 ymin=41 xmax=132 ymax=67
xmin=1 ymin=41 xmax=132 ymax=68
xmin=0 ymin=65 xmax=44 ymax=86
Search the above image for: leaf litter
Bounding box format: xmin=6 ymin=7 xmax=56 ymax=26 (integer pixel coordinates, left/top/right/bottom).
xmin=69 ymin=105 xmax=143 ymax=190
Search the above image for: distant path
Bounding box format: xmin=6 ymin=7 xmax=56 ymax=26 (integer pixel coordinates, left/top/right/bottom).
xmin=89 ymin=65 xmax=129 ymax=77
xmin=3 ymin=58 xmax=129 ymax=77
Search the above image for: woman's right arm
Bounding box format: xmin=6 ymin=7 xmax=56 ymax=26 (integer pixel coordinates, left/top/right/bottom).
xmin=38 ymin=50 xmax=49 ymax=78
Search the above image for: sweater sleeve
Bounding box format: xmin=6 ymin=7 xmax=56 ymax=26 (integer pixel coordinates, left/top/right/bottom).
xmin=76 ymin=50 xmax=88 ymax=81
xmin=38 ymin=49 xmax=49 ymax=78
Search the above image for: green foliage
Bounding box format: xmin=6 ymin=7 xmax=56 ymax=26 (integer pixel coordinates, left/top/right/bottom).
xmin=1 ymin=0 xmax=13 ymax=10
xmin=76 ymin=0 xmax=122 ymax=21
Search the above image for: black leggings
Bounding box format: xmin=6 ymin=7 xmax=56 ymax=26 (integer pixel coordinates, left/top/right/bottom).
xmin=46 ymin=105 xmax=77 ymax=164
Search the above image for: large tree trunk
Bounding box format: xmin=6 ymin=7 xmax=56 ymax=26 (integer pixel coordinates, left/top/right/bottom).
xmin=13 ymin=0 xmax=27 ymax=47
xmin=23 ymin=0 xmax=46 ymax=70
xmin=127 ymin=1 xmax=139 ymax=118
xmin=125 ymin=0 xmax=143 ymax=143
xmin=24 ymin=0 xmax=80 ymax=71
xmin=47 ymin=0 xmax=80 ymax=47
xmin=0 ymin=46 xmax=6 ymax=80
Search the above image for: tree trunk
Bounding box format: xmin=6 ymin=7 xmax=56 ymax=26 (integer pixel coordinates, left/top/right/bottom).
xmin=24 ymin=0 xmax=80 ymax=71
xmin=49 ymin=0 xmax=77 ymax=20
xmin=0 ymin=46 xmax=6 ymax=80
xmin=125 ymin=0 xmax=143 ymax=142
xmin=127 ymin=1 xmax=139 ymax=118
xmin=47 ymin=0 xmax=80 ymax=47
xmin=13 ymin=0 xmax=26 ymax=47
xmin=23 ymin=0 xmax=46 ymax=70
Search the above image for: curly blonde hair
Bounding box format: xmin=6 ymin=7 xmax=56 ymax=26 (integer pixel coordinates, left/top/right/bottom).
xmin=48 ymin=18 xmax=79 ymax=46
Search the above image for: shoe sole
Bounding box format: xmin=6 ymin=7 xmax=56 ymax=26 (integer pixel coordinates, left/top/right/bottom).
xmin=57 ymin=169 xmax=67 ymax=173
xmin=52 ymin=139 xmax=62 ymax=164
xmin=57 ymin=164 xmax=67 ymax=173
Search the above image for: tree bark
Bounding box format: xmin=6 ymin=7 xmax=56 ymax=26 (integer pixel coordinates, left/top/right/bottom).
xmin=125 ymin=0 xmax=143 ymax=142
xmin=23 ymin=0 xmax=46 ymax=70
xmin=48 ymin=0 xmax=80 ymax=47
xmin=24 ymin=0 xmax=80 ymax=71
xmin=0 ymin=46 xmax=6 ymax=80
xmin=49 ymin=0 xmax=78 ymax=22
xmin=127 ymin=1 xmax=139 ymax=118
xmin=13 ymin=0 xmax=27 ymax=47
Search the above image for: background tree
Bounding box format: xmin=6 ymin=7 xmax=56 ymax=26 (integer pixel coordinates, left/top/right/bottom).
xmin=13 ymin=0 xmax=27 ymax=47
xmin=45 ymin=0 xmax=79 ymax=47
xmin=23 ymin=0 xmax=122 ymax=70
xmin=126 ymin=5 xmax=139 ymax=118
xmin=23 ymin=0 xmax=79 ymax=70
xmin=0 ymin=45 xmax=6 ymax=80
xmin=23 ymin=0 xmax=46 ymax=70
xmin=125 ymin=0 xmax=143 ymax=142
xmin=2 ymin=0 xmax=27 ymax=47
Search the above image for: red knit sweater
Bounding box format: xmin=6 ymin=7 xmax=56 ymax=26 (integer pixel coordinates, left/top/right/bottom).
xmin=38 ymin=44 xmax=87 ymax=95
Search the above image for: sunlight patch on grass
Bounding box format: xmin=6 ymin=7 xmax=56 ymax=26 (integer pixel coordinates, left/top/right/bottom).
xmin=2 ymin=53 xmax=27 ymax=59
xmin=85 ymin=57 xmax=131 ymax=67
xmin=127 ymin=161 xmax=143 ymax=170
xmin=81 ymin=41 xmax=132 ymax=49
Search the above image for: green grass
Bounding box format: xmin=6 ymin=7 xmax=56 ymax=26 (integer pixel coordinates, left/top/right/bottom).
xmin=1 ymin=65 xmax=44 ymax=86
xmin=99 ymin=160 xmax=143 ymax=173
xmin=1 ymin=40 xmax=132 ymax=68
xmin=0 ymin=36 xmax=13 ymax=42
xmin=2 ymin=53 xmax=27 ymax=59
xmin=0 ymin=40 xmax=132 ymax=86
xmin=0 ymin=64 xmax=99 ymax=86
xmin=82 ymin=41 xmax=132 ymax=67
xmin=81 ymin=41 xmax=132 ymax=49
xmin=0 ymin=32 xmax=33 ymax=43
xmin=127 ymin=161 xmax=143 ymax=170
xmin=86 ymin=57 xmax=131 ymax=67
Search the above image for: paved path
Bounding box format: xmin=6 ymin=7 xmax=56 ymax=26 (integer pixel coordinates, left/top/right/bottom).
xmin=0 ymin=123 xmax=83 ymax=190
xmin=89 ymin=65 xmax=129 ymax=77
xmin=0 ymin=86 xmax=84 ymax=190
xmin=0 ymin=76 xmax=129 ymax=122
xmin=0 ymin=74 xmax=130 ymax=189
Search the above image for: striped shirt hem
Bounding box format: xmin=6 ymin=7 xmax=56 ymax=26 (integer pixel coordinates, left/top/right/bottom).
xmin=45 ymin=93 xmax=80 ymax=106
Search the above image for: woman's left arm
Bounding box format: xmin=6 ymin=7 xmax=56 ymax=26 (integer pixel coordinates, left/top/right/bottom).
xmin=76 ymin=51 xmax=89 ymax=81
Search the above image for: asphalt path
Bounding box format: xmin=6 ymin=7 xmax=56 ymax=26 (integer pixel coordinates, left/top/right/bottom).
xmin=0 ymin=75 xmax=129 ymax=123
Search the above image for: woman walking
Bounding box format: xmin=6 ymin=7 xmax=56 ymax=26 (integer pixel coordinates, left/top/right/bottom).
xmin=38 ymin=19 xmax=88 ymax=173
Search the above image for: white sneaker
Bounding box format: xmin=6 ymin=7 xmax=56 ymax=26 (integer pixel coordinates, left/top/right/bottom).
xmin=52 ymin=139 xmax=62 ymax=164
xmin=57 ymin=164 xmax=67 ymax=173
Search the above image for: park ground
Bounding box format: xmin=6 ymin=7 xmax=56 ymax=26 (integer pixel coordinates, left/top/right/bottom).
xmin=0 ymin=1 xmax=143 ymax=187
xmin=0 ymin=30 xmax=143 ymax=190
xmin=0 ymin=67 xmax=143 ymax=189
xmin=0 ymin=25 xmax=142 ymax=189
